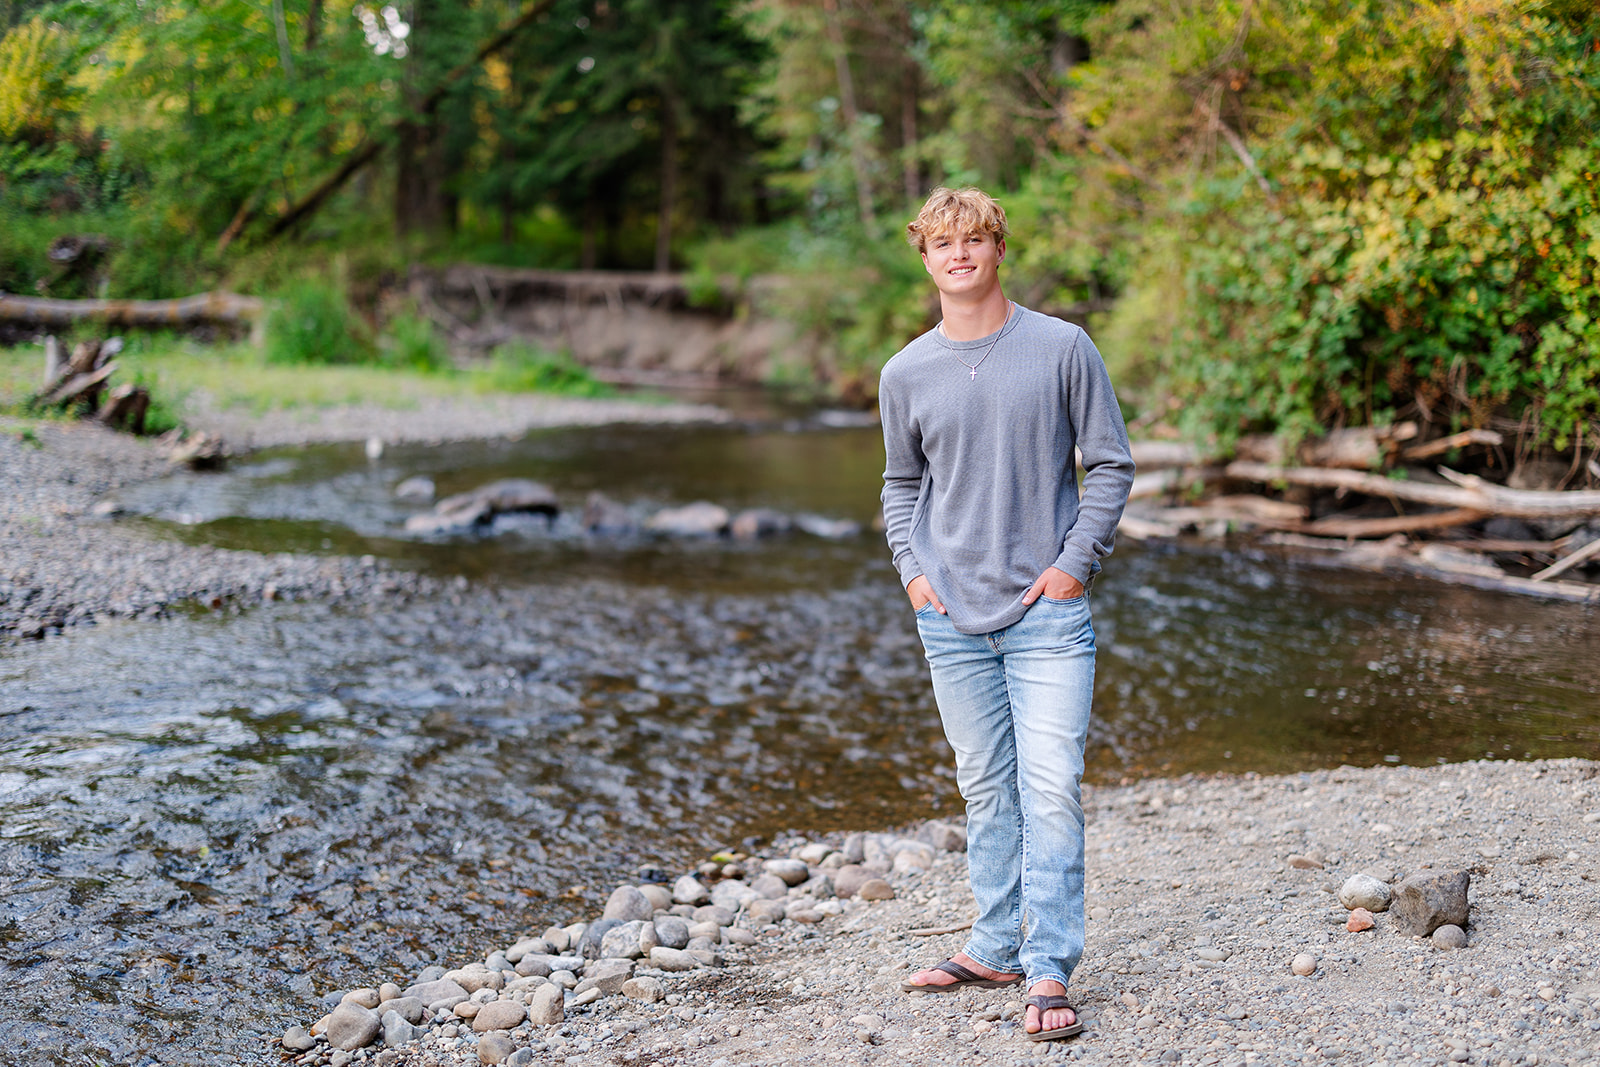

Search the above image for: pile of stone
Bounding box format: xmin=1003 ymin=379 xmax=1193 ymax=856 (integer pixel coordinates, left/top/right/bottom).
xmin=1278 ymin=860 xmax=1475 ymax=977
xmin=278 ymin=822 xmax=967 ymax=1066
xmin=400 ymin=477 xmax=864 ymax=542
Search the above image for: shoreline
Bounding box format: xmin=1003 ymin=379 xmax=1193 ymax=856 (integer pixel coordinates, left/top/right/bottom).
xmin=278 ymin=757 xmax=1600 ymax=1067
xmin=0 ymin=392 xmax=724 ymax=641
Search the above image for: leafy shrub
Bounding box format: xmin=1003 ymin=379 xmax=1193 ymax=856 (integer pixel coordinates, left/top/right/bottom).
xmin=378 ymin=311 xmax=451 ymax=373
xmin=263 ymin=280 xmax=370 ymax=365
xmin=474 ymin=343 xmax=611 ymax=397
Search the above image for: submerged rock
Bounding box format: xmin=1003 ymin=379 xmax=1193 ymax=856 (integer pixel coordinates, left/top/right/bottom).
xmin=646 ymin=501 xmax=730 ymax=537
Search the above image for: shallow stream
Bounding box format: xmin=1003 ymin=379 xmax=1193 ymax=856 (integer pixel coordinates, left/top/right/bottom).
xmin=2 ymin=420 xmax=1596 ymax=1064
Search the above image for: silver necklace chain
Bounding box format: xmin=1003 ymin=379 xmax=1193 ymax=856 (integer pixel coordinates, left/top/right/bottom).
xmin=948 ymin=302 xmax=1014 ymax=380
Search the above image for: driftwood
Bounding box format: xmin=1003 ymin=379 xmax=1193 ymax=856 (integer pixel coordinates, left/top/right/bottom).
xmin=1258 ymin=534 xmax=1600 ymax=604
xmin=1298 ymin=507 xmax=1489 ymax=539
xmin=1127 ymin=466 xmax=1224 ymax=502
xmin=1401 ymin=429 xmax=1504 ymax=461
xmin=96 ymin=383 xmax=150 ymax=434
xmin=1227 ymin=462 xmax=1600 ymax=519
xmin=37 ymin=360 xmax=117 ymax=408
xmin=0 ymin=291 xmax=264 ymax=329
xmin=1128 ymin=440 xmax=1202 ymax=469
xmin=1530 ymin=537 xmax=1600 ymax=582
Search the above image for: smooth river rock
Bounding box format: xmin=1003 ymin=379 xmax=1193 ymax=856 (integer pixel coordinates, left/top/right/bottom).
xmin=646 ymin=501 xmax=729 ymax=537
xmin=654 ymin=915 xmax=692 ymax=949
xmin=326 ymin=1002 xmax=381 ymax=1051
xmin=478 ymin=1033 xmax=516 ymax=1064
xmin=672 ymin=875 xmax=711 ymax=906
xmin=1338 ymin=873 xmax=1394 ymax=912
xmin=603 ymin=885 xmax=656 ymax=923
xmin=527 ymin=982 xmax=564 ymax=1026
xmin=472 ymin=1000 xmax=527 ymax=1033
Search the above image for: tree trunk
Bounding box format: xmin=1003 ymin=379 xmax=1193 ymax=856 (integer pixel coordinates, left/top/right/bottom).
xmin=900 ymin=7 xmax=920 ymax=208
xmin=580 ymin=194 xmax=598 ymax=271
xmin=305 ymin=0 xmax=323 ymax=52
xmin=821 ymin=0 xmax=876 ymax=234
xmin=655 ymin=96 xmax=679 ymax=274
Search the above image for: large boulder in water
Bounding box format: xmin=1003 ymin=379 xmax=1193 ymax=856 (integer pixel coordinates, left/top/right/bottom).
xmin=435 ymin=478 xmax=558 ymax=517
xmin=405 ymin=478 xmax=557 ymax=535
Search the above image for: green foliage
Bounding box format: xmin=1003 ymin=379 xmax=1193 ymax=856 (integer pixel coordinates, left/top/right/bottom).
xmin=263 ymin=279 xmax=370 ymax=365
xmin=377 ymin=311 xmax=450 ymax=373
xmin=1106 ymin=0 xmax=1600 ymax=450
xmin=472 ymin=343 xmax=611 ymax=397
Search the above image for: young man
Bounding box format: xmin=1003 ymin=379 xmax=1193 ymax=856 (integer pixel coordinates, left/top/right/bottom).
xmin=879 ymin=187 xmax=1135 ymax=1041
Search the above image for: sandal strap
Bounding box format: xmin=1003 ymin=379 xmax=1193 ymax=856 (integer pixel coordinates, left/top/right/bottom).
xmin=933 ymin=959 xmax=985 ymax=983
xmin=1027 ymin=994 xmax=1076 ymax=1012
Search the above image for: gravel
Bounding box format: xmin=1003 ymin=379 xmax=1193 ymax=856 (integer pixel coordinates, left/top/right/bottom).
xmin=275 ymin=757 xmax=1600 ymax=1067
xmin=1 ymin=391 xmax=722 ymax=642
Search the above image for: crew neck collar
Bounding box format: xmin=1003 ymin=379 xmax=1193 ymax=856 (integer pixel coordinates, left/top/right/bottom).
xmin=935 ymin=302 xmax=1021 ymax=350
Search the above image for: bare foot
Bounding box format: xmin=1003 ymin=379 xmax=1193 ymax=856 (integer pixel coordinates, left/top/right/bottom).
xmin=1024 ymin=979 xmax=1078 ymax=1035
xmin=904 ymin=952 xmax=1021 ymax=990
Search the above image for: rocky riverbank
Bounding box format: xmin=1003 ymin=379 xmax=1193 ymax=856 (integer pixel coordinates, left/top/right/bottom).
xmin=0 ymin=392 xmax=723 ymax=641
xmin=277 ymin=758 xmax=1600 ymax=1067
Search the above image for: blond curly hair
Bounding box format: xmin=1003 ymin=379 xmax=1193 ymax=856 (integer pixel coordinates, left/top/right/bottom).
xmin=905 ymin=186 xmax=1009 ymax=254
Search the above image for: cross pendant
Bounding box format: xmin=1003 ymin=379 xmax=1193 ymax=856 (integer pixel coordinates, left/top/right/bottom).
xmin=969 ymin=367 xmax=978 ymax=380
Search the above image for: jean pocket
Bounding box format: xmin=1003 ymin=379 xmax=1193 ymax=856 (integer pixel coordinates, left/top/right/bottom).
xmin=1037 ymin=594 xmax=1085 ymax=605
xmin=914 ymin=601 xmax=938 ymax=617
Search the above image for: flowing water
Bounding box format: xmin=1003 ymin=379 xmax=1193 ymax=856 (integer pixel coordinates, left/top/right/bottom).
xmin=2 ymin=420 xmax=1597 ymax=1065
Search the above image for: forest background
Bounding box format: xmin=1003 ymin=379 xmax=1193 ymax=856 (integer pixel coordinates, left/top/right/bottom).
xmin=2 ymin=0 xmax=1597 ymax=455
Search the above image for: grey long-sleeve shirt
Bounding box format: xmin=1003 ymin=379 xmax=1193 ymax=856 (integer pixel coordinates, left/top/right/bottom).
xmin=879 ymin=304 xmax=1136 ymax=635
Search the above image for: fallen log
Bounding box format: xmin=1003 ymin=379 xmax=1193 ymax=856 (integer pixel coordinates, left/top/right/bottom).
xmin=1299 ymin=507 xmax=1488 ymax=539
xmin=1127 ymin=466 xmax=1225 ymax=502
xmin=1226 ymin=461 xmax=1600 ymax=519
xmin=1233 ymin=423 xmax=1418 ymax=470
xmin=1128 ymin=440 xmax=1202 ymax=470
xmin=1259 ymin=533 xmax=1600 ymax=603
xmin=0 ymin=291 xmax=265 ymax=329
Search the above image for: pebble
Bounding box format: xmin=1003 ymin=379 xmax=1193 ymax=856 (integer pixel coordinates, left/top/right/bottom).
xmin=281 ymin=1025 xmax=316 ymax=1051
xmin=1346 ymin=908 xmax=1375 ymax=932
xmin=1292 ymin=953 xmax=1318 ymax=976
xmin=477 ymin=1033 xmax=515 ymax=1064
xmin=858 ymin=879 xmax=896 ymax=901
xmin=527 ymin=983 xmax=564 ymax=1026
xmin=472 ymin=1000 xmax=527 ymax=1032
xmin=672 ymin=875 xmax=711 ymax=906
xmin=1338 ymin=874 xmax=1393 ymax=912
xmin=1431 ymin=924 xmax=1468 ymax=950
xmin=764 ymin=858 xmax=810 ymax=886
xmin=1288 ymin=854 xmax=1324 ymax=870
xmin=654 ymin=915 xmax=692 ymax=948
xmin=649 ymin=947 xmax=699 ymax=972
xmin=342 ymin=988 xmax=381 ymax=1009
xmin=603 ymin=886 xmax=655 ymax=923
xmin=326 ymin=1003 xmax=381 ymax=1051
xmin=622 ymin=976 xmax=665 ymax=1003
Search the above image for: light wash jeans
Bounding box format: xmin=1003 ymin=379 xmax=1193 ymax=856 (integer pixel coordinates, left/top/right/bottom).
xmin=915 ymin=594 xmax=1095 ymax=991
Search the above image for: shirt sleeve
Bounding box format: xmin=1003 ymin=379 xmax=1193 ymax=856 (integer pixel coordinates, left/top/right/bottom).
xmin=1052 ymin=330 xmax=1136 ymax=585
xmin=879 ymin=363 xmax=927 ymax=590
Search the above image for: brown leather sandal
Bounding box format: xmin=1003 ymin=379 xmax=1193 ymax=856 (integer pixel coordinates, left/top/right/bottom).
xmin=1025 ymin=994 xmax=1084 ymax=1040
xmin=900 ymin=958 xmax=1024 ymax=993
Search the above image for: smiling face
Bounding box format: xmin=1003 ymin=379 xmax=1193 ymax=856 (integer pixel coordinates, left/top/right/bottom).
xmin=921 ymin=230 xmax=1006 ymax=301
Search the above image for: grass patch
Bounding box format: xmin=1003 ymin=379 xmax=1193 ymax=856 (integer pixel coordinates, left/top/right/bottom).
xmin=1 ymin=331 xmax=612 ymax=426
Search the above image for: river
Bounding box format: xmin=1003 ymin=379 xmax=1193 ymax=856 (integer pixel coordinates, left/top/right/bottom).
xmin=2 ymin=420 xmax=1596 ymax=1064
